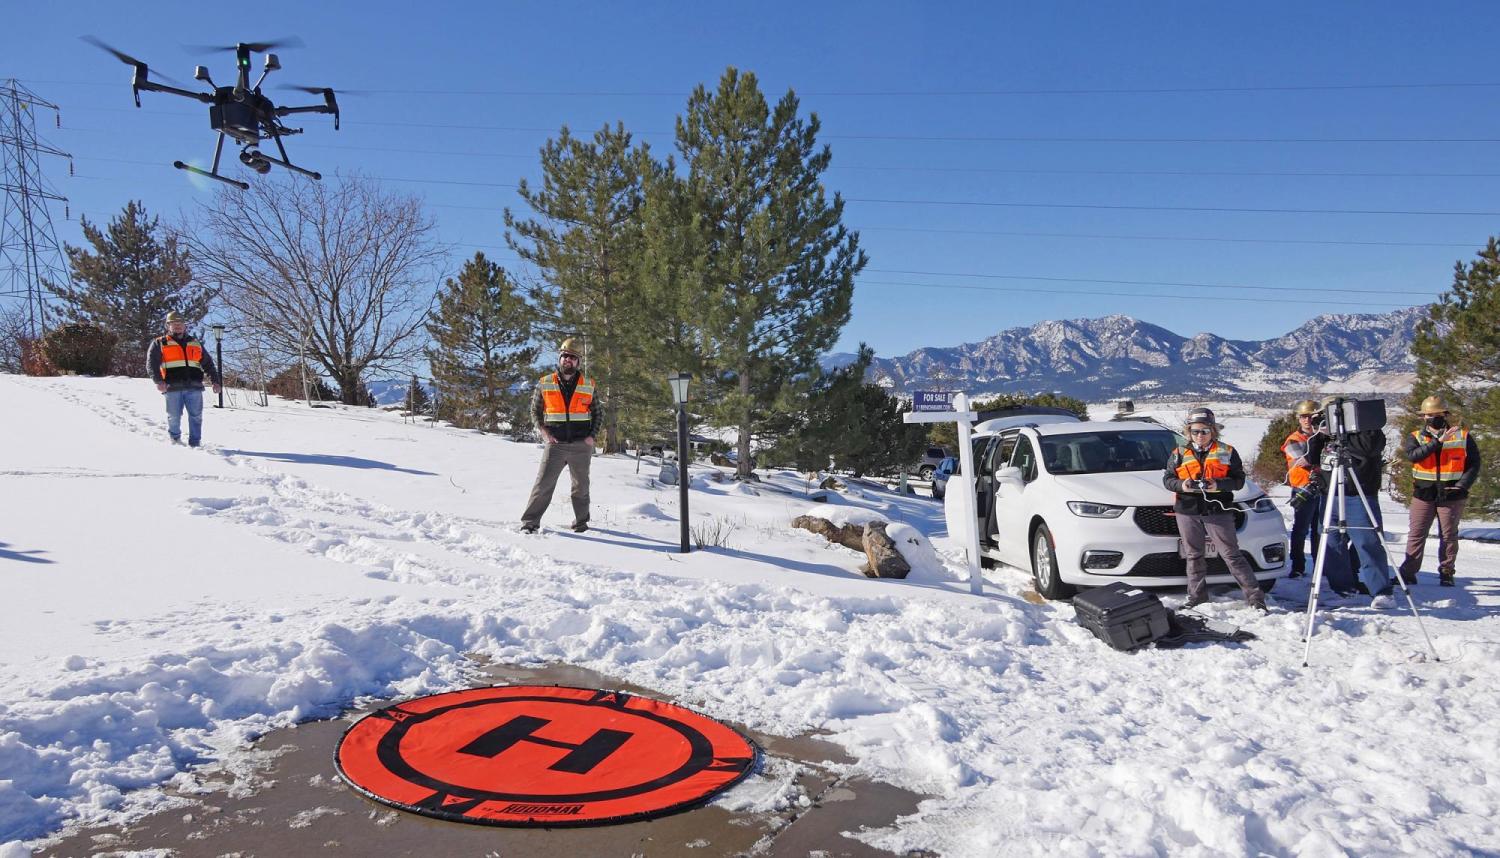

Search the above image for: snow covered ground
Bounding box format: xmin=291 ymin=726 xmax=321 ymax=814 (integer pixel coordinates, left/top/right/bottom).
xmin=3 ymin=376 xmax=1499 ymax=856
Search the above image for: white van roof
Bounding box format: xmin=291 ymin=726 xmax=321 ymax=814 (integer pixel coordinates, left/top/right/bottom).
xmin=972 ymin=413 xmax=1081 ymax=435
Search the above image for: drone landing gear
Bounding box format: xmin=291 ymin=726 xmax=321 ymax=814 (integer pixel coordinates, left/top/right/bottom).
xmin=262 ymin=133 xmax=322 ymax=180
xmin=174 ymin=162 xmax=249 ymax=190
xmin=257 ymin=150 xmax=321 ymax=180
xmin=173 ymin=132 xmax=248 ymax=189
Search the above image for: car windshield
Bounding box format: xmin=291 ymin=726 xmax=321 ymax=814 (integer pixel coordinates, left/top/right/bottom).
xmin=1040 ymin=430 xmax=1179 ymax=475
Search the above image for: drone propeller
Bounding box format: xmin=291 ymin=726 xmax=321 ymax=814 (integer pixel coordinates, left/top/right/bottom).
xmin=277 ymin=83 xmax=369 ymax=97
xmin=80 ymin=35 xmax=189 ymax=87
xmin=185 ymin=36 xmax=305 ymax=55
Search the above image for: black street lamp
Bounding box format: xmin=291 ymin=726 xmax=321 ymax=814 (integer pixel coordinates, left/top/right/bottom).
xmin=211 ymin=323 xmax=225 ymax=408
xmin=668 ymin=372 xmax=692 ymax=554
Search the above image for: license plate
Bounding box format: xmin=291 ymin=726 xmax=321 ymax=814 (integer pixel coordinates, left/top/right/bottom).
xmin=1177 ymin=539 xmax=1219 ymax=559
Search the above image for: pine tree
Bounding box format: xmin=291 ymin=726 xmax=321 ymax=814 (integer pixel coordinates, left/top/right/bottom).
xmin=1252 ymin=413 xmax=1300 ymax=488
xmin=771 ymin=345 xmax=927 ymax=477
xmin=505 ymin=123 xmax=661 ymax=452
xmin=425 ymin=252 xmax=538 ymax=433
xmin=674 ymin=68 xmax=867 ymax=480
xmin=405 ymin=374 xmax=431 ymax=416
xmin=47 ymin=201 xmax=205 ymax=376
xmin=1401 ymin=236 xmax=1500 ymax=513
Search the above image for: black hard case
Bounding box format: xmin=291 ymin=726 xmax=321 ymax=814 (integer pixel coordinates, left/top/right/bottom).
xmin=1072 ymin=583 xmax=1171 ymax=651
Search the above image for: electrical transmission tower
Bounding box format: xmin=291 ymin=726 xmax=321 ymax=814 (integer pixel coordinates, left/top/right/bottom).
xmin=1 ymin=79 xmax=73 ymax=338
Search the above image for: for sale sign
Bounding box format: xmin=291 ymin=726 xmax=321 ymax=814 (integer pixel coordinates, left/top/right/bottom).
xmin=912 ymin=390 xmax=954 ymax=412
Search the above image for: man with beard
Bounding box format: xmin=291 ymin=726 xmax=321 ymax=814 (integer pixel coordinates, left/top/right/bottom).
xmin=520 ymin=338 xmax=599 ymax=533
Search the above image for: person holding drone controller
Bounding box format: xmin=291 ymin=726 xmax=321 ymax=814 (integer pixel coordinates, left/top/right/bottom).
xmin=1162 ymin=407 xmax=1267 ymax=612
xmin=1304 ymin=397 xmax=1398 ymax=607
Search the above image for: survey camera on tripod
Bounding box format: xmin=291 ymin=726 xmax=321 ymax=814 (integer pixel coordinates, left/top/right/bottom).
xmin=1287 ymin=397 xmax=1386 ymax=511
xmin=1318 ymin=396 xmax=1387 ymax=438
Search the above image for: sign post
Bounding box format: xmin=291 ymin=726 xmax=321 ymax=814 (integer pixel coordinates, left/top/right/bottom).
xmin=905 ymin=392 xmax=981 ymax=595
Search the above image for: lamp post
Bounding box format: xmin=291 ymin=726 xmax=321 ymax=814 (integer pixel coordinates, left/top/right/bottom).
xmin=211 ymin=323 xmax=225 ymax=408
xmin=668 ymin=372 xmax=692 ymax=554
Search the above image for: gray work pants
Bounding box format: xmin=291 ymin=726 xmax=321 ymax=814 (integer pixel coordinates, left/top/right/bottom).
xmin=1400 ymin=495 xmax=1466 ymax=578
xmin=521 ymin=440 xmax=592 ymax=527
xmin=1179 ymin=512 xmax=1263 ymax=604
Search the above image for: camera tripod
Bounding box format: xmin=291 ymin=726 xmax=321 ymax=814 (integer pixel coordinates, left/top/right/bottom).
xmin=1300 ymin=441 xmax=1440 ymax=667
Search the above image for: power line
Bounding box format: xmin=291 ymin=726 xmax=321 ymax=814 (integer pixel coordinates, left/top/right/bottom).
xmin=856 ymin=278 xmax=1418 ymax=308
xmin=340 ymin=118 xmax=1500 ymax=146
xmin=847 ymin=196 xmax=1500 ymax=217
xmin=862 ymin=268 xmax=1421 ymax=296
xmin=64 ymin=157 xmax=1482 ymax=247
xmin=855 ymin=225 xmax=1477 ymax=249
xmin=27 ymin=78 xmax=1500 ymax=97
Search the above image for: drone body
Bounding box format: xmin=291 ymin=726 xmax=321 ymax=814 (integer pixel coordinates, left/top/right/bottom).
xmin=85 ymin=36 xmax=339 ymax=189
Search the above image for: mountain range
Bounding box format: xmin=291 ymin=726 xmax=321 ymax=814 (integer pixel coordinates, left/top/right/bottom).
xmin=835 ymin=307 xmax=1427 ymax=401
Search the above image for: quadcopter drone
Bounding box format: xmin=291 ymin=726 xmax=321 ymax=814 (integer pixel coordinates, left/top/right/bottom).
xmin=84 ymin=35 xmax=340 ymax=190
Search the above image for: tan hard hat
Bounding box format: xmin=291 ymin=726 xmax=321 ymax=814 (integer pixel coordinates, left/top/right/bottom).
xmin=1293 ymin=399 xmax=1320 ymax=417
xmin=1419 ymin=394 xmax=1451 ymax=415
xmin=559 ymin=337 xmax=581 ymax=358
xmin=165 ymin=311 xmax=185 ymax=324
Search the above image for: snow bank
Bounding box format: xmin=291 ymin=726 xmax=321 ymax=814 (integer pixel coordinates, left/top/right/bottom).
xmin=5 ymin=377 xmax=1500 ymax=856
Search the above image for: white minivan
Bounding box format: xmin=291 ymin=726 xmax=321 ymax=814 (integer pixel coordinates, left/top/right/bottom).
xmin=946 ymin=417 xmax=1288 ymax=599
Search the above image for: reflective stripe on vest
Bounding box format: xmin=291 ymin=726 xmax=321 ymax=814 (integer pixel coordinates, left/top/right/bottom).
xmin=540 ymin=372 xmax=594 ymax=423
xmin=1282 ymin=430 xmax=1312 ymax=488
xmin=1175 ymin=442 xmax=1233 ymax=481
xmin=1411 ymin=428 xmax=1468 ymax=482
xmin=158 ymin=336 xmax=203 ymax=377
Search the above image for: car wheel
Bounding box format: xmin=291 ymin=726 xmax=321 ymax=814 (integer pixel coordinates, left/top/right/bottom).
xmin=918 ymin=465 xmax=935 ymax=481
xmin=980 ymin=554 xmax=996 ymax=569
xmin=1030 ymin=523 xmax=1075 ymax=600
xmin=932 ymin=484 xmax=944 ymax=499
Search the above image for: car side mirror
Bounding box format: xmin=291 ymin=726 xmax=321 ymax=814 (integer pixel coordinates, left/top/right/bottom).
xmin=995 ymin=465 xmax=1023 ymax=487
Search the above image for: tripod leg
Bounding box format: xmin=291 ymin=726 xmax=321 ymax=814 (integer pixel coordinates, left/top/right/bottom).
xmin=1301 ymin=472 xmax=1344 ymax=667
xmin=1349 ymin=478 xmax=1442 ymax=661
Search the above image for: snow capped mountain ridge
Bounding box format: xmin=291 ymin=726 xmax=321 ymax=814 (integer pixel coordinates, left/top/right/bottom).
xmin=839 ymin=306 xmax=1425 ymax=399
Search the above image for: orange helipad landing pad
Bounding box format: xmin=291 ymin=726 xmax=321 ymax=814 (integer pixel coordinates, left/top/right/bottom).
xmin=335 ymin=685 xmax=757 ymax=826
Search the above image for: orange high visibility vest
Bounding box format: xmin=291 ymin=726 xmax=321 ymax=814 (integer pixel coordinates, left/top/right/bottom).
xmin=157 ymin=335 xmax=203 ymax=377
xmin=539 ymin=372 xmax=594 ymax=424
xmin=1175 ymin=442 xmax=1233 ymax=482
xmin=1282 ymin=430 xmax=1313 ymax=488
xmin=1411 ymin=428 xmax=1469 ymax=482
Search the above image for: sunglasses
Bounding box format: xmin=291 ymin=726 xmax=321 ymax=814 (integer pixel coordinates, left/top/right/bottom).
xmin=1188 ymin=428 xmax=1214 ymax=436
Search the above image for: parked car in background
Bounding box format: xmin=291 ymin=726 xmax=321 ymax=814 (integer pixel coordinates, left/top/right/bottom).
xmin=912 ymin=445 xmax=951 ymax=480
xmin=945 ymin=418 xmax=1288 ymax=600
xmin=931 ymin=456 xmax=958 ymax=499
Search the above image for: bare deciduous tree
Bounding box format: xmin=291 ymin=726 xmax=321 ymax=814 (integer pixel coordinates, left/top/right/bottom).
xmin=184 ymin=175 xmax=445 ymax=404
xmin=0 ymin=302 xmax=31 ymax=374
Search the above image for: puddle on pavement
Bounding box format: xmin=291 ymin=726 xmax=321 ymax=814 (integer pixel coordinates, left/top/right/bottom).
xmin=39 ymin=661 xmax=933 ymax=858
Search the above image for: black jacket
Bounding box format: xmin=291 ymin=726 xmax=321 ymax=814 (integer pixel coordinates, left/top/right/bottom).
xmin=1162 ymin=442 xmax=1247 ymax=517
xmin=145 ymin=333 xmax=220 ymax=391
xmin=1401 ymin=428 xmax=1481 ymax=501
xmin=530 ymin=371 xmax=600 ymax=443
xmin=1306 ymin=428 xmax=1386 ymax=499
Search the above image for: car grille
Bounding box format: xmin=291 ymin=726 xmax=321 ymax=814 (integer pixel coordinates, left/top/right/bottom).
xmin=1132 ymin=506 xmax=1246 ymax=536
xmin=1125 ymin=551 xmax=1257 ymax=577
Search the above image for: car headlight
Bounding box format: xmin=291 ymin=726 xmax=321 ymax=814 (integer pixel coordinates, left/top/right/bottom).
xmin=1245 ymin=497 xmax=1278 ymax=514
xmin=1067 ymin=501 xmax=1126 ymax=518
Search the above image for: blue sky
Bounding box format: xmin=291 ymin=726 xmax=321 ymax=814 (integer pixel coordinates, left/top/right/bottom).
xmin=5 ymin=1 xmax=1497 ymax=359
